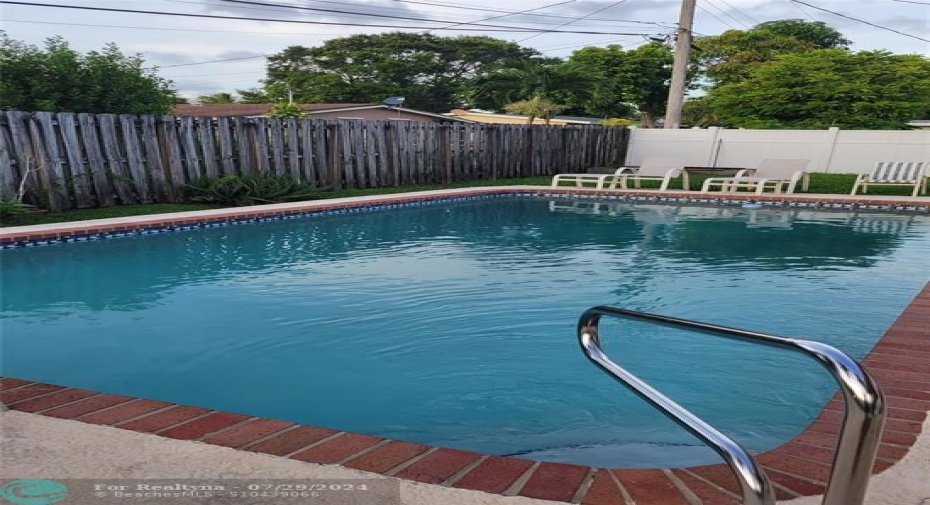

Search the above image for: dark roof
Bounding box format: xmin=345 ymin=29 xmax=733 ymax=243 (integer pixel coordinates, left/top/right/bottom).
xmin=551 ymin=115 xmax=603 ymax=124
xmin=171 ymin=103 xmax=379 ymax=117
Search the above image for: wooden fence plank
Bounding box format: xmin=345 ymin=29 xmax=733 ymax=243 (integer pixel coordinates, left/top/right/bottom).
xmin=252 ymin=117 xmax=270 ymax=174
xmin=158 ymin=116 xmax=185 ymax=192
xmin=139 ymin=115 xmax=170 ymax=202
xmin=232 ymin=117 xmax=252 ymax=175
xmin=0 ymin=116 xmax=18 ymax=201
xmin=299 ymin=119 xmax=316 ymax=183
xmin=385 ymin=122 xmax=400 ymax=186
xmin=215 ymin=117 xmax=235 ymax=175
xmin=119 ymin=115 xmax=150 ymax=203
xmin=196 ymin=117 xmax=219 ymax=178
xmin=318 ymin=120 xmax=332 ymax=186
xmin=77 ymin=113 xmax=116 ymax=206
xmin=285 ymin=118 xmax=301 ymax=179
xmin=57 ymin=112 xmax=96 ymax=207
xmin=267 ymin=118 xmax=286 ymax=176
xmin=96 ymin=114 xmax=133 ymax=204
xmin=30 ymin=112 xmax=69 ymax=210
xmin=353 ymin=121 xmax=367 ymax=187
xmin=178 ymin=116 xmax=202 ymax=180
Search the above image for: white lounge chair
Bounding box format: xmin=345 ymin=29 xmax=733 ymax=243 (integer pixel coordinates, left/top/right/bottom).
xmin=850 ymin=161 xmax=928 ymax=197
xmin=602 ymin=158 xmax=689 ymax=191
xmin=551 ymin=166 xmax=637 ymax=189
xmin=701 ymin=159 xmax=811 ymax=195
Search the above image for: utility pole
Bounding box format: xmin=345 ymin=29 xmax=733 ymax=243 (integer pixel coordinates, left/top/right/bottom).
xmin=664 ymin=0 xmax=696 ymax=129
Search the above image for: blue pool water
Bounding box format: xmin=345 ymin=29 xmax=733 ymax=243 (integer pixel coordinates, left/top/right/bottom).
xmin=3 ymin=197 xmax=929 ymax=468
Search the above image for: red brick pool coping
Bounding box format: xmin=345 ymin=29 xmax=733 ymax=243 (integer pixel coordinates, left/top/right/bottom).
xmin=2 ymin=188 xmax=928 ymax=504
xmin=1 ymin=186 xmax=928 ymax=245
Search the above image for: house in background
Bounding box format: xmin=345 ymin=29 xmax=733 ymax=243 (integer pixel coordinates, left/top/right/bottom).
xmin=172 ymin=103 xmax=473 ymax=123
xmin=445 ymin=109 xmax=603 ymax=126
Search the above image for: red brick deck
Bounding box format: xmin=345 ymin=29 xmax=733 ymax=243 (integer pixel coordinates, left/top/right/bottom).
xmin=4 ymin=284 xmax=928 ymax=504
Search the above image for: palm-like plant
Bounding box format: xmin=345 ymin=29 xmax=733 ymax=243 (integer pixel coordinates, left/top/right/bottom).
xmin=474 ymin=60 xmax=599 ymax=112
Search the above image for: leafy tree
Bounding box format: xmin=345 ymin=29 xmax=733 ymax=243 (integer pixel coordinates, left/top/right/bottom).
xmin=695 ymin=20 xmax=850 ymax=85
xmin=0 ymin=32 xmax=174 ymax=114
xmin=266 ymin=102 xmax=306 ymax=118
xmin=263 ymin=32 xmax=541 ymax=112
xmin=197 ymin=92 xmax=237 ymax=104
xmin=753 ymin=20 xmax=851 ymax=50
xmin=705 ymin=50 xmax=930 ymax=129
xmin=503 ymin=97 xmax=564 ymax=124
xmin=601 ymin=118 xmax=633 ymax=126
xmin=565 ymin=42 xmax=673 ymax=125
xmin=471 ymin=60 xmax=597 ymax=112
xmin=681 ymin=97 xmax=716 ymax=127
xmin=236 ymin=87 xmax=270 ymax=104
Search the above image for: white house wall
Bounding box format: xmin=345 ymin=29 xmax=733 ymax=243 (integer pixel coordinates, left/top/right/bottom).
xmin=625 ymin=127 xmax=930 ymax=174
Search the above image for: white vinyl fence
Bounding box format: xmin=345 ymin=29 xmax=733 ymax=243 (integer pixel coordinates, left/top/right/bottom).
xmin=624 ymin=127 xmax=930 ymax=174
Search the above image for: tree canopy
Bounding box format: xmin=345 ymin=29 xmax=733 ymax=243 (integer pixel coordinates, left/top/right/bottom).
xmin=564 ymin=42 xmax=673 ymax=125
xmin=263 ymin=32 xmax=542 ymax=112
xmin=694 ymin=19 xmax=850 ymax=85
xmin=704 ymin=50 xmax=930 ymax=129
xmin=0 ymin=32 xmax=174 ymax=114
xmin=196 ymin=92 xmax=237 ymax=104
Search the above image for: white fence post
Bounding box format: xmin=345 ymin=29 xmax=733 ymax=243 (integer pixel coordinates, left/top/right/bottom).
xmin=823 ymin=127 xmax=841 ymax=173
xmin=705 ymin=127 xmax=721 ymax=167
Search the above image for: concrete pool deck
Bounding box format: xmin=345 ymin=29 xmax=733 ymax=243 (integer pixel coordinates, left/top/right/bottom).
xmin=2 ymin=187 xmax=929 ymax=504
xmin=3 ymin=411 xmax=929 ymax=505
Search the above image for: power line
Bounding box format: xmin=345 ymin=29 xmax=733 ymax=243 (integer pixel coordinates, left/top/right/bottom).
xmin=695 ymin=3 xmax=739 ymax=30
xmin=517 ymin=0 xmax=628 ymax=43
xmin=171 ymin=0 xmax=606 ymax=28
xmin=702 ymin=0 xmax=751 ymax=28
xmin=219 ymin=0 xmax=559 ymax=30
xmin=0 ymin=18 xmax=338 ymax=35
xmin=890 ymin=0 xmax=930 ymax=3
xmin=783 ymin=0 xmax=816 ymax=21
xmin=162 ymin=55 xmax=270 ymax=68
xmin=0 ymin=1 xmax=654 ymax=35
xmin=421 ymin=0 xmax=578 ymax=34
xmin=713 ymin=0 xmax=762 ymax=25
xmin=166 ymin=70 xmax=265 ymax=78
xmin=391 ymin=0 xmax=675 ymax=26
xmin=789 ymin=0 xmax=930 ymax=42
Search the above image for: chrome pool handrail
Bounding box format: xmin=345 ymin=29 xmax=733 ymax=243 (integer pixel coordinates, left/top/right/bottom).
xmin=577 ymin=306 xmax=886 ymax=505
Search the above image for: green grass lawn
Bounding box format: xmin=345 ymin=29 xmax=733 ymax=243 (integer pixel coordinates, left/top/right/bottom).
xmin=552 ymin=172 xmax=919 ymax=196
xmin=1 ymin=173 xmax=919 ymax=228
xmin=0 ymin=177 xmax=552 ymax=227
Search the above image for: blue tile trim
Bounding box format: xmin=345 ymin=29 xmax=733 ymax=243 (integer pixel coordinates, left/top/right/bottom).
xmin=1 ymin=193 xmax=513 ymax=249
xmin=2 ymin=191 xmax=928 ymax=249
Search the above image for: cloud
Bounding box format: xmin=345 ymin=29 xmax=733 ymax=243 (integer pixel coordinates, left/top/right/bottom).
xmin=145 ymin=52 xmax=198 ymax=66
xmin=216 ymin=49 xmax=266 ymax=59
xmin=193 ymin=0 xmax=441 ymax=26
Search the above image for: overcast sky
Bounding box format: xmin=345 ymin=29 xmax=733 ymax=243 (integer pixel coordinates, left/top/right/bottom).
xmin=1 ymin=0 xmax=927 ymax=100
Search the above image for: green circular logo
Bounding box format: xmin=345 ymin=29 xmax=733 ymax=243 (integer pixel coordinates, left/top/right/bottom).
xmin=0 ymin=480 xmax=68 ymax=505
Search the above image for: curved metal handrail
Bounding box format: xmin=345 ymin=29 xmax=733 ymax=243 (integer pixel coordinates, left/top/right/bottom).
xmin=577 ymin=306 xmax=886 ymax=505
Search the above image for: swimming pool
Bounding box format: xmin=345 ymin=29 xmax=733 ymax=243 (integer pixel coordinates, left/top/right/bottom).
xmin=3 ymin=196 xmax=929 ymax=468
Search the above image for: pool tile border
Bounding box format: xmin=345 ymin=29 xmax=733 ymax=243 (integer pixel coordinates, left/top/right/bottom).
xmin=1 ymin=186 xmax=928 ymax=249
xmin=3 ymin=283 xmax=928 ymax=504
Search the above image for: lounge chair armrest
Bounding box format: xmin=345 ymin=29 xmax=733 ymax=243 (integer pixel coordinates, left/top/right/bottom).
xmin=613 ymin=166 xmax=638 ymax=174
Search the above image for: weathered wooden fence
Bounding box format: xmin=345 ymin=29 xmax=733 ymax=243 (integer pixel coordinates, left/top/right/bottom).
xmin=0 ymin=111 xmax=629 ymax=210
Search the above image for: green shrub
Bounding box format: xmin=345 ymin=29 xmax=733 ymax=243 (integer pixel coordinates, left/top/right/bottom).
xmin=183 ymin=174 xmax=331 ymax=206
xmin=0 ymin=198 xmax=31 ymax=220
